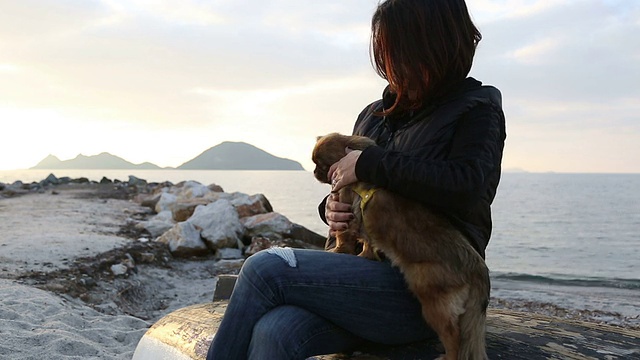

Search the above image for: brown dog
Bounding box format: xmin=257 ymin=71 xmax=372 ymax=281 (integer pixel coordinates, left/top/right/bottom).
xmin=312 ymin=133 xmax=490 ymax=360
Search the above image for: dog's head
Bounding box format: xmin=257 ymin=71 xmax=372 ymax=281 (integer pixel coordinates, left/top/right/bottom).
xmin=312 ymin=133 xmax=376 ymax=184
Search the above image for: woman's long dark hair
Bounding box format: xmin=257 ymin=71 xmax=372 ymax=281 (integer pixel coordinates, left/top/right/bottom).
xmin=371 ymin=0 xmax=481 ymax=115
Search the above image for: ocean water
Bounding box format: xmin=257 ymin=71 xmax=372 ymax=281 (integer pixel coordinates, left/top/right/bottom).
xmin=1 ymin=170 xmax=639 ymax=320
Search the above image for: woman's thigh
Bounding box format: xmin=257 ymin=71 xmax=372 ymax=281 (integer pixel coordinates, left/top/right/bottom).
xmin=243 ymin=248 xmax=434 ymax=344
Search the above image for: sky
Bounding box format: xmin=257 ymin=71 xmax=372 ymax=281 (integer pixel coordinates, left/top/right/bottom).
xmin=0 ymin=0 xmax=638 ymax=173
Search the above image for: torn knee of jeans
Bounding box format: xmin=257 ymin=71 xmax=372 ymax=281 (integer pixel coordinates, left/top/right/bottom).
xmin=265 ymin=247 xmax=297 ymax=268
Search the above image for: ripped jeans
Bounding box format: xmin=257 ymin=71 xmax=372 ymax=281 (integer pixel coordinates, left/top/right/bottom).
xmin=206 ymin=248 xmax=434 ymax=360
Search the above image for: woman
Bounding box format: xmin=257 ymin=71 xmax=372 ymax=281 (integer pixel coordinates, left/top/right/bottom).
xmin=207 ymin=0 xmax=505 ymax=359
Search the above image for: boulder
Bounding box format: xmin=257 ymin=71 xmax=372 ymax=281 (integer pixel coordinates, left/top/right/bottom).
xmin=188 ymin=199 xmax=244 ymax=250
xmin=216 ymin=248 xmax=243 ymax=260
xmin=289 ymin=224 xmax=327 ymax=248
xmin=207 ymin=183 xmax=224 ymax=192
xmin=139 ymin=210 xmax=174 ymax=238
xmin=43 ymin=173 xmax=59 ymax=186
xmin=171 ymin=198 xmax=214 ymax=222
xmin=156 ymin=221 xmax=209 ymax=257
xmin=2 ymin=181 xmax=27 ymax=197
xmin=231 ymin=193 xmax=273 ymax=218
xmin=176 ymin=180 xmax=211 ymax=199
xmin=155 ymin=192 xmax=178 ymax=213
xmin=128 ymin=175 xmax=148 ymax=187
xmin=244 ymin=236 xmax=273 ymax=256
xmin=135 ymin=192 xmax=162 ymax=210
xmin=70 ymin=177 xmax=90 ymax=184
xmin=241 ymin=212 xmax=294 ymax=240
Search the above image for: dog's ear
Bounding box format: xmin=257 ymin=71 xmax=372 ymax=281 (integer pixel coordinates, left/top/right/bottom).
xmin=347 ymin=136 xmax=375 ymax=150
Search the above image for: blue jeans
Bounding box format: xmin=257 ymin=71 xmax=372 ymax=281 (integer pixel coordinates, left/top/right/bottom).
xmin=206 ymin=248 xmax=435 ymax=360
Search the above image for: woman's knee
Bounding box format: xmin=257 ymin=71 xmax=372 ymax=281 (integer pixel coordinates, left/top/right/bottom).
xmin=241 ymin=248 xmax=297 ymax=280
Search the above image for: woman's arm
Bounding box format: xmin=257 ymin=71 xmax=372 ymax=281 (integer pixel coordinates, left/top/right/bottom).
xmin=355 ymin=103 xmax=505 ymax=211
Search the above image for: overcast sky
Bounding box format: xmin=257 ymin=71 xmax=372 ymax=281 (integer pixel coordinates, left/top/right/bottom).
xmin=1 ymin=0 xmax=638 ymax=172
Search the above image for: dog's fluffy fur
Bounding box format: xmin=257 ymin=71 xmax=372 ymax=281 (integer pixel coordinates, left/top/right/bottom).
xmin=312 ymin=133 xmax=490 ymax=360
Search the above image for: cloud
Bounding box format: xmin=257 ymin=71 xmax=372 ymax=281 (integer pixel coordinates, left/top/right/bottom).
xmin=0 ymin=0 xmax=376 ymax=131
xmin=474 ymin=0 xmax=640 ymax=103
xmin=468 ymin=0 xmax=640 ymax=172
xmin=0 ymin=0 xmax=638 ymax=172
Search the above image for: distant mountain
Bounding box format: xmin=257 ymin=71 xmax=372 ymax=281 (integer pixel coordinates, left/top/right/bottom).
xmin=31 ymin=153 xmax=162 ymax=170
xmin=504 ymin=167 xmax=529 ymax=173
xmin=177 ymin=141 xmax=304 ymax=170
xmin=30 ymin=142 xmax=304 ymax=171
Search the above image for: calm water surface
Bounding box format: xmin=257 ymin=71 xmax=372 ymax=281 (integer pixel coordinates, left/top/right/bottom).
xmin=2 ymin=170 xmax=639 ymax=317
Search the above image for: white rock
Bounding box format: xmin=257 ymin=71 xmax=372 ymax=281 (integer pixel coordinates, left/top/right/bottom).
xmin=156 ymin=221 xmax=209 ymax=257
xmin=110 ymin=263 xmax=128 ymax=276
xmin=180 ymin=180 xmax=211 ymax=199
xmin=188 ymin=199 xmax=244 ymax=249
xmin=155 ymin=192 xmax=178 ymax=213
xmin=139 ymin=210 xmax=174 ymax=238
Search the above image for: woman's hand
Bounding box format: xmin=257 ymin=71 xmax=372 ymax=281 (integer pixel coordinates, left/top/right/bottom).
xmin=325 ymin=193 xmax=354 ymax=237
xmin=328 ymin=148 xmax=362 ymax=192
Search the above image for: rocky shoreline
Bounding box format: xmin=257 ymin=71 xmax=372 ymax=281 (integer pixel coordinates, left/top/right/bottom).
xmin=1 ymin=173 xmax=638 ymax=335
xmin=1 ymin=173 xmax=326 ymax=323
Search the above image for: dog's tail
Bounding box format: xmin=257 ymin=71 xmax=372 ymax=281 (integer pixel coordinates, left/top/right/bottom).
xmin=458 ymin=263 xmax=490 ymax=360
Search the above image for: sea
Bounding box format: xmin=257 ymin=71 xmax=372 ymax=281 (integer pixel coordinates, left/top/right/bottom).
xmin=1 ymin=170 xmax=639 ymax=325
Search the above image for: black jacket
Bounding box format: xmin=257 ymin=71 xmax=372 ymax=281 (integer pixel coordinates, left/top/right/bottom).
xmin=320 ymin=77 xmax=505 ymax=258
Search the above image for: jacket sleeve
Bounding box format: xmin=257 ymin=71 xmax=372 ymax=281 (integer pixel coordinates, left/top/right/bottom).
xmin=355 ymin=103 xmax=505 ymax=212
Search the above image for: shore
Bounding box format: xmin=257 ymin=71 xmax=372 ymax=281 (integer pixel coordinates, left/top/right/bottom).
xmin=0 ymin=179 xmax=637 ymax=359
xmin=0 ymin=182 xmax=244 ymax=359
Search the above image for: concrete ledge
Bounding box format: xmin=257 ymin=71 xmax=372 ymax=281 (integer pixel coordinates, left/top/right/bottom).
xmin=132 ymin=300 xmax=639 ymax=360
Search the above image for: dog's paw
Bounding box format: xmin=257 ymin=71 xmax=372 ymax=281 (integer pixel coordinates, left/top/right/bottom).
xmin=330 ymin=246 xmax=355 ymax=255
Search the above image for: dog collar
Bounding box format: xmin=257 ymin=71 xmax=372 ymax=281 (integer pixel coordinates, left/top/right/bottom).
xmin=352 ymin=183 xmax=378 ymax=213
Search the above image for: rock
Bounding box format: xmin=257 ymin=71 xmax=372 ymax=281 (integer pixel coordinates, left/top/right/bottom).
xmin=241 ymin=212 xmax=293 ymax=240
xmin=124 ymin=253 xmax=136 ymax=269
xmin=216 ymin=248 xmax=243 ymax=260
xmin=139 ymin=210 xmax=174 ymax=238
xmin=9 ymin=181 xmax=24 ymax=189
xmin=208 ymin=183 xmax=224 ymax=192
xmin=156 ymin=222 xmax=209 ymax=257
xmin=135 ymin=192 xmax=162 ymax=210
xmin=231 ymin=193 xmax=273 ymax=218
xmin=100 ymin=176 xmax=112 ymax=184
xmin=70 ymin=177 xmax=90 ymax=184
xmin=138 ymin=252 xmax=156 ymax=263
xmin=171 ymin=198 xmax=214 ymax=222
xmin=214 ymin=259 xmax=244 ymax=273
xmin=244 ymin=236 xmax=273 ymax=256
xmin=43 ymin=173 xmax=59 ymax=186
xmin=188 ymin=199 xmax=244 ymax=250
xmin=128 ymin=175 xmax=148 ymax=187
xmin=110 ymin=263 xmax=128 ymax=276
xmin=2 ymin=181 xmax=27 ymax=197
xmin=175 ymin=180 xmax=211 ymax=199
xmin=289 ymin=224 xmax=327 ymax=248
xmin=155 ymin=192 xmax=178 ymax=213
